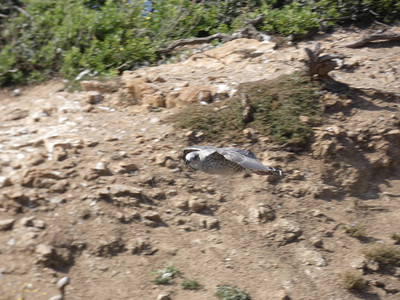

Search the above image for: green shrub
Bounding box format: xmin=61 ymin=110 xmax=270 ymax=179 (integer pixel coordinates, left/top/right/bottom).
xmin=182 ymin=279 xmax=200 ymax=290
xmin=260 ymin=2 xmax=320 ymax=36
xmin=215 ymin=285 xmax=250 ymax=300
xmin=364 ymin=244 xmax=400 ymax=267
xmin=344 ymin=222 xmax=367 ymax=238
xmin=342 ymin=271 xmax=366 ymax=291
xmin=151 ymin=263 xmax=180 ymax=285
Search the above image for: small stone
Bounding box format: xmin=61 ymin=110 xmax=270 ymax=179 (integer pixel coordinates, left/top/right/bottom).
xmin=0 ymin=176 xmax=12 ymax=188
xmin=32 ymin=219 xmax=46 ymax=229
xmin=309 ymin=236 xmax=323 ymax=248
xmin=57 ymin=276 xmax=70 ymax=288
xmin=142 ymin=211 xmax=162 ymax=222
xmin=116 ymin=162 xmax=138 ymax=174
xmin=85 ymin=91 xmax=103 ymax=104
xmin=386 ymin=129 xmax=400 ymax=138
xmin=0 ymin=219 xmax=15 ymax=230
xmin=272 ymin=218 xmax=302 ymax=245
xmin=188 ymin=198 xmax=207 ymax=212
xmin=35 ymin=244 xmax=54 ymax=257
xmin=157 ymin=293 xmax=171 ymax=300
xmin=26 ymin=151 xmax=47 ymax=166
xmin=249 ymin=204 xmax=275 ymax=224
xmin=20 ymin=216 xmax=35 ymax=227
xmin=92 ymin=161 xmax=110 ymax=175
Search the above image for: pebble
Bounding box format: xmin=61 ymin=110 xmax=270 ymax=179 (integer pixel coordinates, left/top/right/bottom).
xmin=0 ymin=219 xmax=15 ymax=230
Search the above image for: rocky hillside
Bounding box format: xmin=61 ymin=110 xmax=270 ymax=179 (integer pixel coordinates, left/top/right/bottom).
xmin=0 ymin=27 xmax=400 ymax=300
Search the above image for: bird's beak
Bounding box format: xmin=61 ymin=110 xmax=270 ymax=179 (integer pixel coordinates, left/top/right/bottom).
xmin=184 ymin=159 xmax=189 ymax=165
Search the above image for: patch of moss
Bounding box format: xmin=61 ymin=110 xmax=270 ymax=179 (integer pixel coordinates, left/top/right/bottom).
xmin=174 ymin=72 xmax=323 ymax=147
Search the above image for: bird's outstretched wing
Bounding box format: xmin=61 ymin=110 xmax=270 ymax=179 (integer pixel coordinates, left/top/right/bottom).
xmin=215 ymin=147 xmax=281 ymax=175
xmin=183 ymin=146 xmax=217 ymax=158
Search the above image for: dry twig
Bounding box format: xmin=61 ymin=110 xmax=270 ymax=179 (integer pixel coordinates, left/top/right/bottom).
xmin=345 ymin=33 xmax=400 ymax=48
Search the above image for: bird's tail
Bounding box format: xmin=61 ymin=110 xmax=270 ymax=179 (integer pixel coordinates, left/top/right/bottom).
xmin=255 ymin=167 xmax=283 ymax=176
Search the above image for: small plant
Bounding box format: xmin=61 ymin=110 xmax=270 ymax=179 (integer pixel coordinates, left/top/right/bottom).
xmin=151 ymin=263 xmax=179 ymax=285
xmin=364 ymin=244 xmax=400 ymax=268
xmin=342 ymin=270 xmax=366 ymax=291
xmin=215 ymin=285 xmax=250 ymax=300
xmin=344 ymin=222 xmax=367 ymax=238
xmin=182 ymin=279 xmax=200 ymax=290
xmin=391 ymin=233 xmax=400 ymax=244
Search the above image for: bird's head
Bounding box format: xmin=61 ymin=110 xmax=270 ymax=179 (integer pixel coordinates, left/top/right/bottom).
xmin=184 ymin=151 xmax=200 ymax=170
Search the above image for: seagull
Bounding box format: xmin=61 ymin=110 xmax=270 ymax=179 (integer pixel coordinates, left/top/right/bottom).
xmin=183 ymin=146 xmax=282 ymax=176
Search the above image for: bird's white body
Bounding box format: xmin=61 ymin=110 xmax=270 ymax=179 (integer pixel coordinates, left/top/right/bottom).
xmin=183 ymin=146 xmax=282 ymax=176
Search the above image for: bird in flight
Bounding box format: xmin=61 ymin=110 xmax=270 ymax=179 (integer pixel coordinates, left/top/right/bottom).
xmin=183 ymin=146 xmax=282 ymax=176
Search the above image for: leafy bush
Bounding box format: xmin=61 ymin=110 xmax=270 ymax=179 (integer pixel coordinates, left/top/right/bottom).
xmin=260 ymin=2 xmax=320 ymax=36
xmin=215 ymin=285 xmax=250 ymax=300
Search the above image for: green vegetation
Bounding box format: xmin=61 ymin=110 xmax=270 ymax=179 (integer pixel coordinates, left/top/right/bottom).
xmin=215 ymin=285 xmax=250 ymax=300
xmin=342 ymin=270 xmax=366 ymax=291
xmin=1 ymin=0 xmax=399 ymax=85
xmin=174 ymin=72 xmax=323 ymax=146
xmin=151 ymin=263 xmax=179 ymax=285
xmin=364 ymin=244 xmax=400 ymax=268
xmin=391 ymin=233 xmax=400 ymax=244
xmin=344 ymin=222 xmax=367 ymax=238
xmin=182 ymin=279 xmax=200 ymax=290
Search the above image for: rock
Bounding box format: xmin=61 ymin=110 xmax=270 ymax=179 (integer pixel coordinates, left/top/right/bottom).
xmin=32 ymin=219 xmax=46 ymax=229
xmin=157 ymin=293 xmax=171 ymax=300
xmin=0 ymin=176 xmax=12 ymax=188
xmin=105 ymin=184 xmax=144 ymax=198
xmin=5 ymin=109 xmax=29 ymax=121
xmin=20 ymin=216 xmax=36 ymax=227
xmin=188 ymin=198 xmax=207 ymax=212
xmin=309 ymin=236 xmax=323 ymax=248
xmin=26 ymin=151 xmax=47 ymax=166
xmin=249 ymin=204 xmax=275 ymax=224
xmin=179 ymin=85 xmax=213 ymax=103
xmin=197 ymin=215 xmax=219 ymax=230
xmin=127 ymin=238 xmax=157 ymax=255
xmin=92 ymin=237 xmax=125 ymax=257
xmin=298 ymin=247 xmax=326 ymax=267
xmin=142 ymin=211 xmax=162 ymax=222
xmin=350 ymin=257 xmax=366 ymax=269
xmin=57 ymin=276 xmax=71 ymax=289
xmin=0 ymin=219 xmax=15 ymax=230
xmin=142 ymin=92 xmax=165 ymax=108
xmin=81 ymin=80 xmax=120 ymax=93
xmin=123 ymin=77 xmax=158 ymax=105
xmin=12 ymin=88 xmax=22 ymax=96
xmin=35 ymin=244 xmax=54 ymax=258
xmin=85 ymin=91 xmax=103 ymax=104
xmin=115 ymin=162 xmax=138 ymax=174
xmin=53 ymin=146 xmax=68 ymax=161
xmin=272 ymin=218 xmax=302 ymax=245
xmin=91 ymin=161 xmax=110 ymax=175
xmin=386 ymin=129 xmax=400 ymax=138
xmin=172 ymin=198 xmax=188 ymax=210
